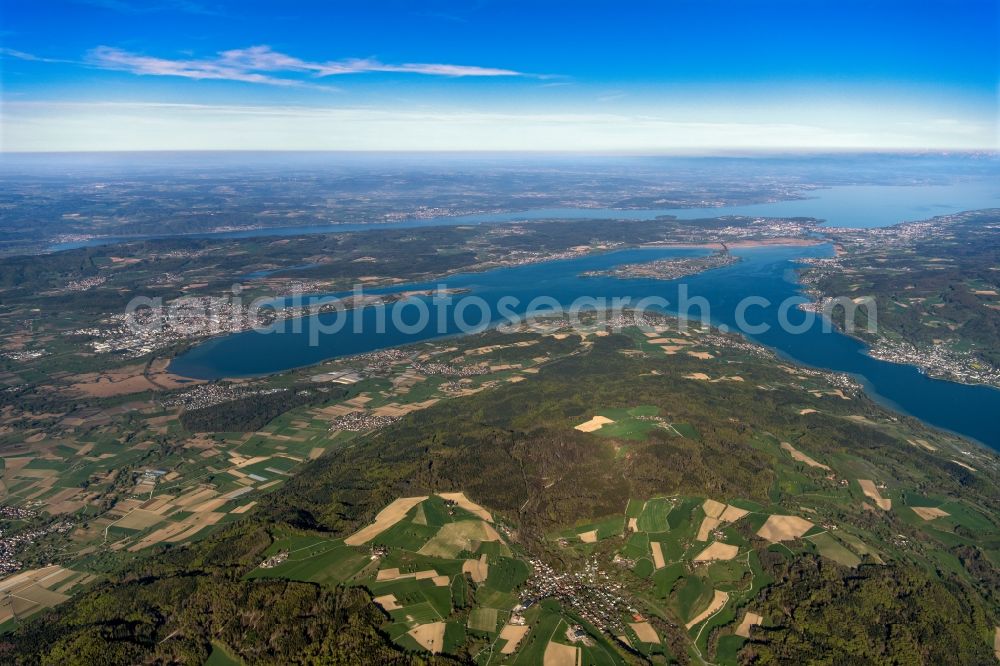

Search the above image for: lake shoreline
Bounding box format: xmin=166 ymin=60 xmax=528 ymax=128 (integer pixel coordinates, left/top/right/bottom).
xmin=169 ymin=243 xmax=1000 ymax=450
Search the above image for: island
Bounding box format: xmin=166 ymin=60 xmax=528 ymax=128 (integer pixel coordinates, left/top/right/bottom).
xmin=580 ymin=247 xmax=741 ymax=280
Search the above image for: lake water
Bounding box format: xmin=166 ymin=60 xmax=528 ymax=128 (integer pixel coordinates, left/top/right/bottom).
xmin=170 ymin=244 xmax=1000 ymax=450
xmin=48 ymin=181 xmax=1000 ymax=251
xmin=410 ymin=182 xmax=1000 ymax=228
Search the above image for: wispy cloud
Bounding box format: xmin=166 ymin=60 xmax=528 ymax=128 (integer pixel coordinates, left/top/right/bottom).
xmin=84 ymin=45 xmax=537 ymax=86
xmin=0 ymin=48 xmax=75 ymax=64
xmin=71 ymin=0 xmax=221 ymax=15
xmin=86 ymin=46 xmax=302 ymax=86
xmin=597 ymin=91 xmax=628 ymax=102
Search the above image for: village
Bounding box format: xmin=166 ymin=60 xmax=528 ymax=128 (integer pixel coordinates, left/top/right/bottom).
xmin=160 ymin=384 xmax=290 ymax=411
xmin=0 ymin=512 xmax=75 ymax=577
xmin=868 ymin=338 xmax=1000 ymax=388
xmin=518 ymin=557 xmax=638 ymax=635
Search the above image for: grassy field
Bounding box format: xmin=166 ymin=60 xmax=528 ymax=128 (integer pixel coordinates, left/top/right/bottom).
xmin=807 ymin=532 xmax=861 ymax=567
xmin=204 ymin=642 xmax=245 ymax=666
xmin=589 ymin=405 xmax=665 ymax=440
xmin=468 ymin=607 xmax=499 ymax=634
xmin=636 ymin=497 xmax=672 ymax=532
xmin=247 ymin=542 xmax=371 ymax=585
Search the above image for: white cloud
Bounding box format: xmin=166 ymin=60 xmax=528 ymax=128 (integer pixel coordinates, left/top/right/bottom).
xmin=84 ymin=45 xmax=533 ymax=86
xmin=86 ymin=46 xmax=302 ymax=86
xmin=0 ymin=48 xmax=75 ymax=64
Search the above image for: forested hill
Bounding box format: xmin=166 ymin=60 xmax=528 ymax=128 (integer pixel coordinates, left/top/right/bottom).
xmin=4 ymin=331 xmax=998 ymax=664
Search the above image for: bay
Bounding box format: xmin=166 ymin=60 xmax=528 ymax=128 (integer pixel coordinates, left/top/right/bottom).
xmin=170 ymin=244 xmax=1000 ymax=450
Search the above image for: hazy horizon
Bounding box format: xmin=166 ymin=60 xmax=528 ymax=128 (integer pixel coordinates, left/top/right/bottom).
xmin=2 ymin=0 xmax=997 ymax=152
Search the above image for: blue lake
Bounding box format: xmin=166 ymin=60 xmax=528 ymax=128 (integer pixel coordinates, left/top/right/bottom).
xmin=49 ymin=181 xmax=1000 ymax=251
xmin=170 ymin=244 xmax=1000 ymax=450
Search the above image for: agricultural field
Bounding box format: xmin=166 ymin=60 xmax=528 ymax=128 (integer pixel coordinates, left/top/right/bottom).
xmin=0 ymin=325 xmax=583 ymax=628
xmin=247 ymin=477 xmax=1000 ymax=663
xmin=249 ymin=493 xmax=543 ymax=660
xmin=534 ymin=475 xmax=1000 ymax=664
xmin=1 ymin=316 xmax=998 ymax=664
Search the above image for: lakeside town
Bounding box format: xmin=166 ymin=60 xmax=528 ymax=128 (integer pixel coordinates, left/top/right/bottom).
xmin=868 ymin=338 xmax=1000 ymax=388
xmin=66 ymin=289 xmax=467 ymax=359
xmin=798 ymin=209 xmax=1000 ymax=389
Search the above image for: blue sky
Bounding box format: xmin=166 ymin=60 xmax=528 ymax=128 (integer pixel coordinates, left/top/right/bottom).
xmin=1 ymin=0 xmax=997 ymax=151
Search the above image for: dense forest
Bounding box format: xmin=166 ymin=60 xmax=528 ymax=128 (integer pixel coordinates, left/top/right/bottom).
xmin=743 ymin=553 xmax=995 ymax=664
xmin=259 ymin=334 xmax=997 ymax=539
xmin=0 ymin=521 xmax=461 ymax=665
